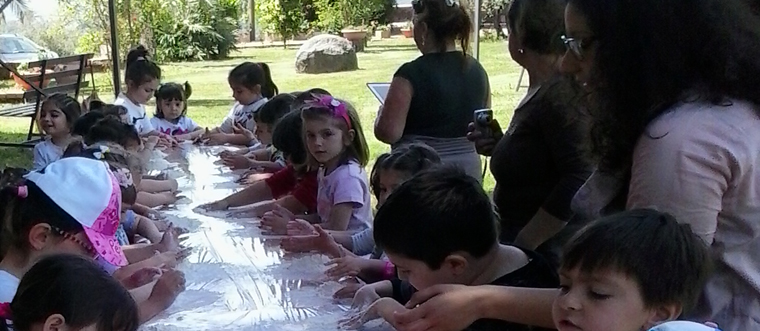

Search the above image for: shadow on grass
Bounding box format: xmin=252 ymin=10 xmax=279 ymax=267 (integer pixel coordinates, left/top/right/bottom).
xmin=364 ymin=44 xmax=418 ymax=52
xmin=187 ymin=99 xmax=235 ymax=107
xmin=0 ymin=132 xmax=32 ymax=169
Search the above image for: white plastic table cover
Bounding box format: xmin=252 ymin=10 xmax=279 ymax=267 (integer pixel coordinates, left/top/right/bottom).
xmin=140 ymin=144 xmax=394 ymax=331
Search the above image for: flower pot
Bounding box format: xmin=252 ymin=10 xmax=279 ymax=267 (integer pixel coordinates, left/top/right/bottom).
xmin=401 ymin=28 xmax=414 ymax=38
xmin=375 ymin=29 xmax=391 ymax=39
xmin=12 ymin=71 xmax=51 ymax=91
xmin=341 ymin=29 xmax=367 ymax=52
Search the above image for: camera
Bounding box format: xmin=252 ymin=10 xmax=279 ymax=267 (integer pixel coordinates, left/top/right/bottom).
xmin=473 ymin=108 xmax=493 ymax=137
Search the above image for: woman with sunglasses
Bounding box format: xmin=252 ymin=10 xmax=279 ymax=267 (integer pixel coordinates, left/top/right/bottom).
xmin=374 ymin=0 xmax=489 ymax=182
xmin=466 ymin=0 xmax=591 ymax=268
xmin=374 ymin=0 xmax=760 ymax=329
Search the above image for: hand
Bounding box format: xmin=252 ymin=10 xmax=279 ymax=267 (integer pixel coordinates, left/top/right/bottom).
xmin=232 ymin=123 xmax=256 ymax=142
xmin=144 ymin=136 xmax=159 ymax=150
xmin=158 ymin=223 xmax=180 ymax=252
xmin=350 ymin=284 xmax=381 ymax=310
xmin=159 ymin=191 xmax=180 ymax=205
xmin=222 ymin=154 xmax=253 ymax=170
xmin=147 ymin=210 xmax=166 ymax=221
xmin=149 ymin=268 xmax=186 ymax=310
xmin=156 ymin=247 xmax=192 ymax=269
xmin=121 ymin=267 xmax=162 ymax=289
xmin=281 ymin=224 xmax=343 ymax=256
xmin=260 ymin=211 xmax=292 ymax=235
xmin=339 ymin=298 xmax=405 ymax=330
xmin=205 ymin=133 xmax=228 ymax=146
xmin=466 ymin=120 xmax=503 ymax=157
xmin=390 ymin=284 xmax=484 ymax=331
xmin=237 ymin=171 xmax=271 ymax=185
xmin=286 ymin=219 xmax=316 ymax=236
xmin=326 ymin=256 xmax=369 ymax=279
xmin=333 ymin=282 xmax=363 ymax=300
xmin=199 ymin=200 xmax=230 ymax=211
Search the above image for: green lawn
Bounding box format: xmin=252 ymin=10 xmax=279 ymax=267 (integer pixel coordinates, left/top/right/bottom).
xmin=0 ymin=39 xmax=526 ymax=191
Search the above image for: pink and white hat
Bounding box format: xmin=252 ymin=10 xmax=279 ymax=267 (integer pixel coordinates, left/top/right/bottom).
xmin=24 ymin=157 xmax=127 ymax=266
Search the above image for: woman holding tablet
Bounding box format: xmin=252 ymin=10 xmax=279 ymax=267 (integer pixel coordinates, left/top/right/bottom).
xmin=373 ymin=0 xmax=489 ymax=181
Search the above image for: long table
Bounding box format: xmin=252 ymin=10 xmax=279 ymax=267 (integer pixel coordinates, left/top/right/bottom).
xmin=140 ymin=144 xmax=392 ymax=331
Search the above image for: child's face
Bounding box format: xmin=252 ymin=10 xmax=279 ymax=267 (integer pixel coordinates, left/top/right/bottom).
xmin=254 ymin=121 xmax=273 ymax=145
xmin=385 ymin=251 xmax=460 ymax=291
xmin=128 ymin=78 xmax=159 ymax=104
xmin=553 ymin=267 xmax=662 ymax=331
xmin=376 ymin=169 xmax=408 ymax=206
xmin=39 ymin=103 xmax=70 ymax=137
xmin=304 ymin=118 xmax=354 ymax=166
xmin=229 ymin=82 xmax=260 ymax=105
xmin=159 ymin=98 xmax=185 ymax=121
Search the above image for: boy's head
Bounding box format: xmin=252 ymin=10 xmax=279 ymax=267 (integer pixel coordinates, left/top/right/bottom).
xmin=254 ymin=93 xmax=296 ymax=145
xmin=272 ymin=109 xmax=306 ymax=166
xmin=373 ymin=166 xmax=499 ymax=290
xmin=552 ymin=209 xmax=712 ymax=331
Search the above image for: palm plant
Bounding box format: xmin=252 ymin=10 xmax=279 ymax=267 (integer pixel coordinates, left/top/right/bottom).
xmin=0 ymin=0 xmax=32 ymax=24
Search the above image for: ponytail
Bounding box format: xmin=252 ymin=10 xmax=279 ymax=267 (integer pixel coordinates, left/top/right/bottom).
xmin=415 ymin=0 xmax=473 ymax=55
xmin=125 ymin=45 xmax=161 ymax=87
xmin=258 ymin=63 xmax=278 ymax=98
xmin=228 ymin=62 xmax=278 ymax=98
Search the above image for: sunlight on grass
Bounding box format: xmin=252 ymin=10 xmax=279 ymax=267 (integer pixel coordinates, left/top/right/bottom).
xmin=0 ymin=39 xmax=526 ymax=191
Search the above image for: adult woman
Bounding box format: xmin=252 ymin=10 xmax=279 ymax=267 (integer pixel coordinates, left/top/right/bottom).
xmin=381 ymin=0 xmax=760 ymax=329
xmin=374 ymin=0 xmax=489 ymax=181
xmin=468 ymin=0 xmax=591 ymax=266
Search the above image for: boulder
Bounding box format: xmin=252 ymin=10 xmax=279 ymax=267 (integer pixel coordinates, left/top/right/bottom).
xmin=295 ymin=34 xmax=358 ymax=74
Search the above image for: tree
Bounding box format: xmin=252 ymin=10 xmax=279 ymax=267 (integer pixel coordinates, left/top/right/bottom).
xmin=0 ymin=0 xmax=31 ymax=24
xmin=257 ymin=0 xmax=305 ymax=48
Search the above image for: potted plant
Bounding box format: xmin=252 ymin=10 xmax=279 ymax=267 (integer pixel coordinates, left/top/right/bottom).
xmin=375 ymin=25 xmax=391 ymax=39
xmin=11 ymin=63 xmax=49 ymax=91
xmin=341 ymin=25 xmax=368 ymax=52
xmin=401 ymin=21 xmax=414 ymax=38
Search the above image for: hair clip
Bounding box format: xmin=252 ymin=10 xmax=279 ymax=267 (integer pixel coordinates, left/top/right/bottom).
xmin=313 ymin=95 xmax=352 ymax=130
xmin=92 ymin=145 xmax=110 ymax=160
xmin=113 ymin=168 xmax=134 ymax=188
xmin=16 ymin=185 xmax=28 ymax=198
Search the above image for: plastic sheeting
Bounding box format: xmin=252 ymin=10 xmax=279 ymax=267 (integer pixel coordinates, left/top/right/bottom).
xmin=141 ymin=143 xmax=394 ymax=331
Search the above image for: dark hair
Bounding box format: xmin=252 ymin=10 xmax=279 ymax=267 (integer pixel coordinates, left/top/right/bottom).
xmin=85 ymin=117 xmax=141 ymax=149
xmin=97 ymin=105 xmax=128 ymax=120
xmin=301 ymin=97 xmax=370 ymax=167
xmin=272 ymin=110 xmax=307 ymax=166
xmin=41 ymin=93 xmax=81 ymax=126
xmin=5 ymin=254 xmax=139 ymax=331
xmin=507 ymin=0 xmax=566 ymax=55
xmin=374 ymin=166 xmax=498 ymax=269
xmin=254 ymin=93 xmax=296 ymax=125
xmin=154 ymin=82 xmax=193 ymax=120
xmin=228 ymin=62 xmax=278 ymax=98
xmin=0 ymin=181 xmax=85 ymax=260
xmin=569 ymin=0 xmax=760 ymax=172
xmin=292 ymin=88 xmax=332 ymax=112
xmin=369 ymin=143 xmax=441 ymax=199
xmin=562 ymin=209 xmax=712 ymax=312
xmin=72 ymin=112 xmax=105 ymax=137
xmin=125 ymin=45 xmax=161 ymax=87
xmin=413 ymin=0 xmax=473 ymax=54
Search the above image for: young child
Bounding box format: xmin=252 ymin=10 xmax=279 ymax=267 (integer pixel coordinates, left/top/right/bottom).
xmin=281 ymin=144 xmax=442 ymax=284
xmin=114 ymin=46 xmax=174 ymax=146
xmin=199 ymin=109 xmax=317 ymax=215
xmin=150 ymin=82 xmax=203 ymax=141
xmin=204 ymin=62 xmax=278 ymax=146
xmin=261 ymin=95 xmax=372 ymax=233
xmin=551 ymin=209 xmax=712 ymax=331
xmin=32 ymin=93 xmax=82 ymax=170
xmin=340 ymin=166 xmax=559 ymax=330
xmin=221 ymin=93 xmax=294 ymax=173
xmin=0 ymin=254 xmax=139 ymax=331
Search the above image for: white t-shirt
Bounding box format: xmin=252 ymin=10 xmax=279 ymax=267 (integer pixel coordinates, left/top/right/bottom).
xmin=218 ymin=98 xmax=268 ymax=134
xmin=150 ymin=117 xmax=200 ymax=136
xmin=0 ymin=270 xmax=20 ymax=302
xmin=32 ymin=138 xmax=64 ymax=170
xmin=114 ymin=93 xmax=155 ymax=135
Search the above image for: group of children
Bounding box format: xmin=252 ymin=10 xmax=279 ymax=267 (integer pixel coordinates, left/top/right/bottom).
xmin=0 ymin=42 xmax=720 ymax=331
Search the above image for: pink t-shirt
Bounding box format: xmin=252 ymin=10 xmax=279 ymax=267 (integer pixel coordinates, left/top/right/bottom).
xmin=317 ymin=160 xmax=372 ymax=231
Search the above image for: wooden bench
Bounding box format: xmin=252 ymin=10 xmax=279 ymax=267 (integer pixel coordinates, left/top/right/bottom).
xmin=0 ymin=53 xmax=94 ymax=148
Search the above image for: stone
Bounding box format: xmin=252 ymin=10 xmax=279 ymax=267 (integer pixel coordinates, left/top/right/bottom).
xmin=295 ymin=34 xmax=358 ymax=74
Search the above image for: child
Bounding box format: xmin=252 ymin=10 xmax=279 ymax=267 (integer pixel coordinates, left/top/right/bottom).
xmin=281 ymin=144 xmax=442 ymax=283
xmin=204 ymin=62 xmax=278 ymax=146
xmin=114 ymin=46 xmax=175 ymax=146
xmin=32 ymin=93 xmax=81 ymax=170
xmin=261 ymin=95 xmax=372 ymax=232
xmin=199 ymin=109 xmax=317 ymax=215
xmin=221 ymin=93 xmax=294 ymax=172
xmin=340 ymin=166 xmax=559 ymax=330
xmin=551 ymin=209 xmax=713 ymax=331
xmin=151 ymin=82 xmax=203 ymax=141
xmin=0 ymin=254 xmax=139 ymax=331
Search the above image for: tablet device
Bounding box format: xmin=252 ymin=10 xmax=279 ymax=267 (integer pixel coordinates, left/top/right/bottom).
xmin=367 ymin=82 xmax=391 ymax=104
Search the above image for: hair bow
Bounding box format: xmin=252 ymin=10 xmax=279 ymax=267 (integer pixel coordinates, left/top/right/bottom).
xmin=92 ymin=145 xmax=110 ymax=160
xmin=314 ymin=95 xmax=352 ymax=130
xmin=0 ymin=302 xmax=12 ymax=319
xmin=16 ymin=185 xmax=27 ymax=198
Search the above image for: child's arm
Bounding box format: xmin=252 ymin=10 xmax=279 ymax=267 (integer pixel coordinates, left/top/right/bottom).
xmin=322 ymin=203 xmax=354 ymax=231
xmin=140 ymin=178 xmax=178 ymax=193
xmin=132 ymin=214 xmax=163 ymax=243
xmin=248 ymin=160 xmax=286 ymax=173
xmin=131 ymin=203 xmax=163 ymax=220
xmin=249 ymin=148 xmax=271 ymax=160
xmin=176 ymin=127 xmax=204 ymax=141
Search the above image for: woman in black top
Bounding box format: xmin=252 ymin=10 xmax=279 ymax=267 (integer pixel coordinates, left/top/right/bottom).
xmin=467 ymin=0 xmax=591 ymax=266
xmin=374 ymin=0 xmax=490 ymax=182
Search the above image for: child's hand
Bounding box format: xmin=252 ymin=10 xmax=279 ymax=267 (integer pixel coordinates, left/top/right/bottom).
xmin=158 ymin=223 xmax=180 ymax=252
xmin=237 ymin=170 xmax=270 ymax=185
xmin=205 ymin=133 xmax=228 ymax=146
xmin=325 ymin=256 xmax=370 ymax=279
xmin=281 ymin=224 xmax=342 ymax=256
xmin=333 ymin=282 xmax=363 ymax=300
xmin=286 ymin=219 xmax=315 ymax=236
xmin=144 ymin=136 xmax=159 ymax=150
xmin=149 ymin=268 xmax=186 ymax=310
xmin=339 ymin=298 xmax=405 ymax=330
xmin=222 ymin=154 xmax=253 ymax=170
xmin=232 ymin=123 xmax=256 ymax=142
xmin=350 ymin=284 xmax=382 ymax=310
xmin=260 ymin=211 xmax=291 ymax=235
xmin=199 ymin=200 xmax=230 ymax=211
xmin=159 ymin=191 xmax=180 ymax=205
xmin=122 ymin=267 xmax=162 ymax=289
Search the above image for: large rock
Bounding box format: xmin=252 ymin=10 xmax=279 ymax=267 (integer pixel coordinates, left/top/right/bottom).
xmin=295 ymin=34 xmax=358 ymax=74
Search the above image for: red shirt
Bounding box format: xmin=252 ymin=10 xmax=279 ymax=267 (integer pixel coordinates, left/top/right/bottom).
xmin=265 ymin=165 xmax=318 ymax=213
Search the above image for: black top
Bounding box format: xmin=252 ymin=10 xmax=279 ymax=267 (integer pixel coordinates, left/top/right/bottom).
xmin=391 ymin=248 xmax=559 ymax=331
xmin=394 ymin=51 xmax=489 ymax=138
xmin=490 ymin=77 xmax=592 ymax=245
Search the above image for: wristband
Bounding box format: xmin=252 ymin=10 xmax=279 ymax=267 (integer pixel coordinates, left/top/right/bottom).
xmin=383 ymin=261 xmax=395 ymax=280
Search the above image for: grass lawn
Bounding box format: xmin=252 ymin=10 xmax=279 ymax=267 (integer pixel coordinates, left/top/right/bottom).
xmin=0 ymin=39 xmax=526 ymax=191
